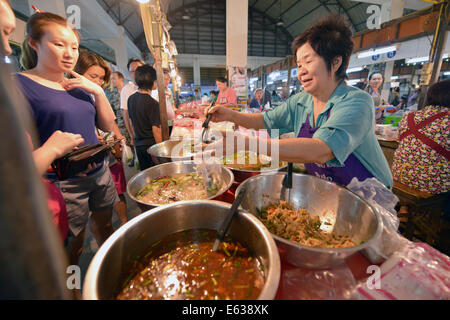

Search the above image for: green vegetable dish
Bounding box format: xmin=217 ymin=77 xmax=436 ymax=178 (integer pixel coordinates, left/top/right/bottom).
xmin=136 ymin=172 xmax=219 ymax=205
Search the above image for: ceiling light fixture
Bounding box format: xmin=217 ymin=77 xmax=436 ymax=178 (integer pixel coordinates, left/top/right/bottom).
xmin=357 ymin=46 xmax=397 ymax=59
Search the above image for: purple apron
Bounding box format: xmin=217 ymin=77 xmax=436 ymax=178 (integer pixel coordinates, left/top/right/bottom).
xmin=297 ymin=109 xmax=373 ymax=186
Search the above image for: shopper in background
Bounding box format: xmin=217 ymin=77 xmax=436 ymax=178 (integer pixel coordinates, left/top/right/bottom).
xmin=207 ymin=14 xmax=392 ymax=189
xmin=110 ymin=71 xmax=132 ymax=146
xmin=215 ymin=76 xmax=237 ymax=105
xmin=151 ymin=70 xmax=176 ymax=135
xmin=209 ymin=90 xmax=217 ymax=104
xmin=120 ymin=58 xmax=144 ymax=167
xmin=127 ymin=64 xmax=162 ymax=171
xmin=74 ymin=51 xmax=128 ymax=227
xmin=365 ymin=71 xmax=387 ymax=124
xmin=390 ymin=87 xmax=401 ymax=107
xmin=17 ymin=11 xmax=117 ymax=265
xmin=249 ymin=88 xmax=263 ymax=112
xmin=392 ymin=79 xmax=449 ymax=195
xmin=202 ymin=93 xmax=210 ymax=104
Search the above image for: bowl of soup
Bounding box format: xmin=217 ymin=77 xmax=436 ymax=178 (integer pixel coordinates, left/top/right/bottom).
xmin=82 ymin=200 xmax=281 ymax=300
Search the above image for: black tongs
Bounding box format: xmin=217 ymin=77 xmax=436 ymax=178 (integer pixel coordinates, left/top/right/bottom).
xmin=212 ymin=185 xmax=247 ymax=252
xmin=202 ymin=101 xmax=215 ymax=143
xmin=281 ymin=163 xmax=293 ymax=203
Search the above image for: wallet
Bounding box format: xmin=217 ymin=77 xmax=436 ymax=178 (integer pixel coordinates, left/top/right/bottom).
xmin=51 ymin=143 xmax=112 ymax=180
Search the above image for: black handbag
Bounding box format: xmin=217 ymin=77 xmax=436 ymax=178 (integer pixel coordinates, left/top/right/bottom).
xmin=51 ymin=143 xmax=112 ymax=180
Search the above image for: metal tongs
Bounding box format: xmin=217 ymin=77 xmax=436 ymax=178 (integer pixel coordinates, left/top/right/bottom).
xmin=212 ymin=185 xmax=247 ymax=252
xmin=281 ymin=163 xmax=293 ymax=204
xmin=201 ymin=101 xmax=215 ymax=143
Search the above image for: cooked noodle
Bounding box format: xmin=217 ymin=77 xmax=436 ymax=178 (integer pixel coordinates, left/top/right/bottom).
xmin=260 ymin=201 xmax=355 ymax=248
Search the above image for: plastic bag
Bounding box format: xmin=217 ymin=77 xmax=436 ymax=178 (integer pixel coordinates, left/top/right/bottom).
xmin=346 ymin=177 xmax=408 ymax=263
xmin=352 ymin=241 xmax=450 ymax=300
xmin=277 ymin=265 xmax=357 ymax=300
xmin=122 ymin=141 xmax=133 ymax=164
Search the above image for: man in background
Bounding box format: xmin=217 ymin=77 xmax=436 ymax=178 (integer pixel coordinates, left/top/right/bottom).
xmin=120 ymin=58 xmax=144 ymax=167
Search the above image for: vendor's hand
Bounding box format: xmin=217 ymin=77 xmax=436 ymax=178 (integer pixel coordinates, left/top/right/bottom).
xmin=76 ymin=162 xmax=100 ymax=177
xmin=206 ymin=105 xmax=234 ymax=123
xmin=61 ymin=71 xmax=103 ymax=96
xmin=44 ymin=130 xmax=84 ymax=159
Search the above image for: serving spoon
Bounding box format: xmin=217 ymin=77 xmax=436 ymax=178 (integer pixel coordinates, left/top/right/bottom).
xmin=212 ymin=185 xmax=247 ymax=252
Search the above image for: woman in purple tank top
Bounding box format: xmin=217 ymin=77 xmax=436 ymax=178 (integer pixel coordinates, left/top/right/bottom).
xmin=17 ymin=12 xmax=118 ymax=268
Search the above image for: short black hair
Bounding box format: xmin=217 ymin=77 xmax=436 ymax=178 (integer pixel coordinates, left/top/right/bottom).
xmin=127 ymin=58 xmax=145 ymax=71
xmin=134 ymin=64 xmax=157 ymax=90
xmin=426 ymin=79 xmax=450 ymax=108
xmin=113 ymin=71 xmax=124 ymax=80
xmin=369 ymin=70 xmax=382 ymax=80
xmin=291 ymin=13 xmax=354 ymax=81
xmin=216 ymin=77 xmax=228 ymax=84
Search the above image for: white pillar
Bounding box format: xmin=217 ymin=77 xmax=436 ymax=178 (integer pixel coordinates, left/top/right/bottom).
xmin=226 ymin=0 xmax=248 ymax=99
xmin=381 ymin=0 xmax=405 ymax=102
xmin=27 ymin=0 xmax=66 ymax=17
xmin=101 ymin=26 xmax=129 ymax=78
xmin=193 ymin=55 xmax=201 ymax=87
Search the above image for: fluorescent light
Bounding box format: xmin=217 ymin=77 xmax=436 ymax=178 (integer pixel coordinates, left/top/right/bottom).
xmin=407 ymin=56 xmax=429 ymax=63
xmin=136 ymin=0 xmax=150 ymax=3
xmin=407 ymin=53 xmax=449 ymax=64
xmin=444 ymin=71 xmax=450 ymax=76
xmin=267 ymin=81 xmax=274 ymax=85
xmin=390 ymin=76 xmax=398 ymax=80
xmin=276 ymin=87 xmax=282 ymax=90
xmin=282 ymin=79 xmax=287 ymax=82
xmin=347 ymin=67 xmax=363 ymax=73
xmin=357 ymin=46 xmax=397 ymax=59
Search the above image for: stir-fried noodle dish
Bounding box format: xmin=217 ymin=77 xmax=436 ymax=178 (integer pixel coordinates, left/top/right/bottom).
xmin=260 ymin=201 xmax=356 ymax=248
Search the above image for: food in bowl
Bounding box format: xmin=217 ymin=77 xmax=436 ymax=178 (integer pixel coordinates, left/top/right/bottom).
xmin=116 ymin=229 xmax=264 ymax=300
xmin=136 ymin=173 xmax=219 ymax=205
xmin=222 ymin=151 xmax=286 ymax=171
xmin=260 ymin=201 xmax=356 ymax=248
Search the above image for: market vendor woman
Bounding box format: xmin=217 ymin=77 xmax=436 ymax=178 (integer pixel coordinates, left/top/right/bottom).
xmin=207 ymin=14 xmax=392 ymax=188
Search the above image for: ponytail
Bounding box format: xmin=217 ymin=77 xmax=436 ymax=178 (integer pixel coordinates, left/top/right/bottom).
xmin=20 ymin=38 xmax=38 ymax=70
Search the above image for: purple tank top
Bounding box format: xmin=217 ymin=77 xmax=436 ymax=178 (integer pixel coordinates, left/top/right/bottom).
xmin=15 ymin=73 xmax=99 ymax=147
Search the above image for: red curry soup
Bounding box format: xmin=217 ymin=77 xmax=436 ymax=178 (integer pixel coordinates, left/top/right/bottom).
xmin=117 ymin=229 xmax=265 ymax=300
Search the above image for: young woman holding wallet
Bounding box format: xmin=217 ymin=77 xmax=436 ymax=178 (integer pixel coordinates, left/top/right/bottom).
xmin=16 ymin=12 xmax=118 ymax=265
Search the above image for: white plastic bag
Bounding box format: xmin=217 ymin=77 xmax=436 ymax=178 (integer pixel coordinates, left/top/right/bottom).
xmin=347 ymin=177 xmax=408 ymax=263
xmin=122 ymin=141 xmax=133 ymax=164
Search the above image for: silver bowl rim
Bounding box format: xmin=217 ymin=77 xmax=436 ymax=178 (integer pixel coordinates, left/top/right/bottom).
xmin=126 ymin=160 xmax=235 ymax=207
xmin=147 ymin=138 xmax=197 ymax=161
xmin=235 ymin=172 xmax=383 ymax=254
xmin=220 ymin=152 xmax=288 ymax=173
xmin=83 ymin=200 xmax=281 ymax=300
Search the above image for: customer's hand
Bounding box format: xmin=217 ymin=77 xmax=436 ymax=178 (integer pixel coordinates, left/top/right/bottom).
xmin=76 ymin=162 xmax=101 ymax=177
xmin=61 ymin=71 xmax=103 ymax=96
xmin=44 ymin=130 xmax=84 ymax=159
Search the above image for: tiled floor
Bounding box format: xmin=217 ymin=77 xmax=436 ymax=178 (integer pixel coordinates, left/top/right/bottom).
xmin=78 ymin=161 xmax=143 ymax=287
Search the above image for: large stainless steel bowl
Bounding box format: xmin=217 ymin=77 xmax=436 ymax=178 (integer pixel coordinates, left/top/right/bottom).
xmin=127 ymin=161 xmax=234 ymax=211
xmin=83 ymin=200 xmax=281 ymax=300
xmin=235 ymin=172 xmax=382 ymax=269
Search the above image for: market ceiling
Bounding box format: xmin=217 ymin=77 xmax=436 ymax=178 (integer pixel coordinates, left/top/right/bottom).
xmin=96 ymin=0 xmax=418 ymax=58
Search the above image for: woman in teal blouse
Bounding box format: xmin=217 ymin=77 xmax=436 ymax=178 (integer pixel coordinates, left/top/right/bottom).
xmin=207 ymin=14 xmax=392 ymax=188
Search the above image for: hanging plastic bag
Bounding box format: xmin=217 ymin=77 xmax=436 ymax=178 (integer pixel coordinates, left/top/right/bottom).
xmin=122 ymin=140 xmax=133 ymax=164
xmin=346 ymin=177 xmax=409 ymax=264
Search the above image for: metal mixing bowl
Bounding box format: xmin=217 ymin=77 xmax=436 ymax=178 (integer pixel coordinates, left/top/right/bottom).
xmin=127 ymin=161 xmax=234 ymax=211
xmin=83 ymin=200 xmax=281 ymax=300
xmin=235 ymin=172 xmax=382 ymax=269
xmin=147 ymin=138 xmax=197 ymax=163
